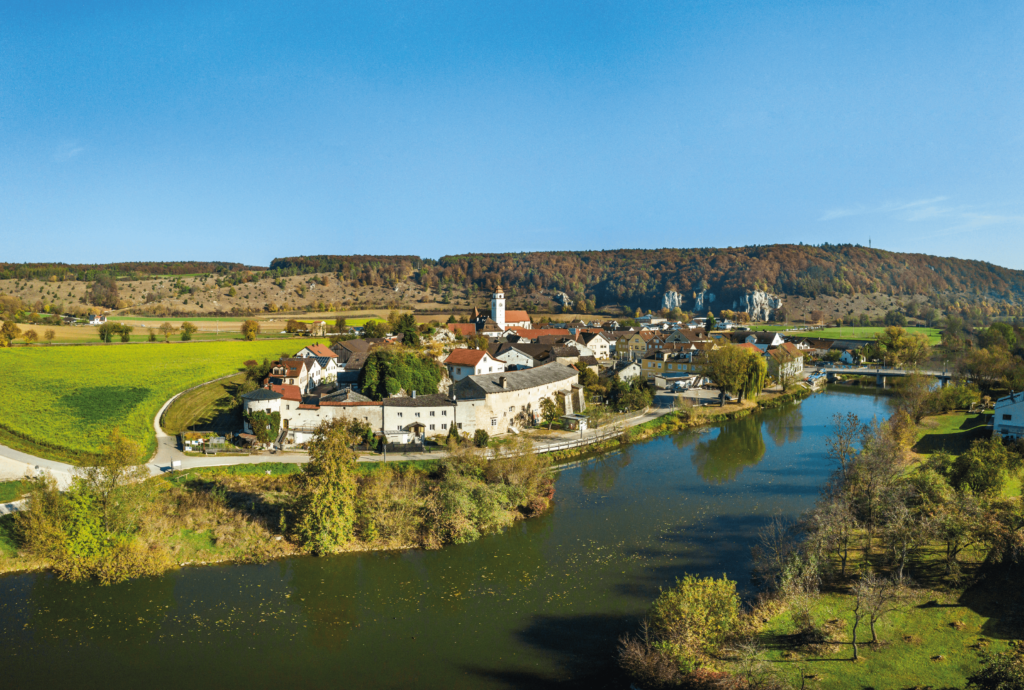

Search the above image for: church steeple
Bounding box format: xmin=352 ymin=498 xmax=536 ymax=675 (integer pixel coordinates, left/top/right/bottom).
xmin=492 ymin=286 xmax=506 ymax=330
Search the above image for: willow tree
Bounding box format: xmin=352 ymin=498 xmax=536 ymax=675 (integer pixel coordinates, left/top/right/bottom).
xmin=740 ymin=353 xmax=767 ymax=402
xmin=700 ymin=345 xmax=753 ymax=406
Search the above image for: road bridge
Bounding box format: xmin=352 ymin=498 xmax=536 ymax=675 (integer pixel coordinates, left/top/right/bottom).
xmin=813 ymin=365 xmax=952 ymax=388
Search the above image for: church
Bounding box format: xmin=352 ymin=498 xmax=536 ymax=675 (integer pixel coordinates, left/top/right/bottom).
xmin=473 ymin=286 xmax=532 ymax=336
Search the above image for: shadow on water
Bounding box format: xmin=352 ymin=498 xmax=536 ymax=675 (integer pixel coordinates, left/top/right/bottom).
xmin=464 ymin=612 xmax=635 ymax=690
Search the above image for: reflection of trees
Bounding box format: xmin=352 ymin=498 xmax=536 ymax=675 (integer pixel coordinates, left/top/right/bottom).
xmin=578 ymin=448 xmax=633 ymax=494
xmin=671 ymin=429 xmax=703 ymax=452
xmin=690 ymin=413 xmax=766 ymax=484
xmin=763 ymin=404 xmax=803 ymax=447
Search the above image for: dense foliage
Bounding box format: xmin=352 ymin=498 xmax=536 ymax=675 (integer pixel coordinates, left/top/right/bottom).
xmin=358 ymin=348 xmax=444 ymax=400
xmin=0 ymin=261 xmax=257 ymax=281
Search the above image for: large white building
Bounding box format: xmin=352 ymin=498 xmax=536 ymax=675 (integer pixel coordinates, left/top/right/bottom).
xmin=443 ymin=348 xmax=506 ymax=381
xmin=993 ymin=392 xmax=1024 ymax=441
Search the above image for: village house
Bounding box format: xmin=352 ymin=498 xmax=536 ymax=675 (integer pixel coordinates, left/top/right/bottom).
xmin=601 ymin=360 xmax=642 ymax=384
xmin=579 ymin=332 xmax=611 ymax=360
xmin=382 ymin=393 xmax=458 ymax=443
xmin=765 ymin=343 xmax=804 ymax=383
xmin=446 ymin=322 xmax=477 ymax=338
xmin=617 ymin=331 xmax=657 ymax=361
xmin=993 ymin=392 xmax=1024 ymax=441
xmin=444 ymin=348 xmax=506 ymax=381
xmin=452 ymin=363 xmax=583 ymax=435
xmin=839 ymin=349 xmax=864 ymax=365
xmin=296 ymin=343 xmax=337 ymax=362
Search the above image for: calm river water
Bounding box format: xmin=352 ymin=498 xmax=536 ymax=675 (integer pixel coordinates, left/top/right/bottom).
xmin=0 ymin=389 xmax=888 ymax=689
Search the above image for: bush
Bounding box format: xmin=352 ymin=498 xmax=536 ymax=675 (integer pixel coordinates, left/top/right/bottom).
xmin=647 ymin=574 xmax=741 ymax=673
xmin=473 ymin=429 xmax=490 ymax=448
xmin=968 ymin=640 xmax=1024 ymax=690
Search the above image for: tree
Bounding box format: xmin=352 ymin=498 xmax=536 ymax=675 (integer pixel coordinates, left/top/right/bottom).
xmin=44 ymin=328 xmax=55 ymax=344
xmin=473 ymin=428 xmax=490 ymax=448
xmin=2 ymin=320 xmax=22 ymax=344
xmin=294 ymin=420 xmax=360 ymax=555
xmin=876 ymin=326 xmax=928 ymax=367
xmin=334 ymin=316 xmax=347 ymax=333
xmin=540 ymin=397 xmax=560 ymax=428
xmin=77 ymin=428 xmax=152 ymax=536
xmin=395 ymin=313 xmax=420 ymax=347
xmin=148 ymin=328 xmax=157 ymax=342
xmin=118 ymin=324 xmax=133 ymax=342
xmin=363 ymin=320 xmax=389 ymax=338
xmin=740 ymin=352 xmax=767 ymax=402
xmin=647 ymin=574 xmax=740 ymax=672
xmin=854 ymin=573 xmax=908 ymax=646
xmin=158 ymin=322 xmax=176 ymax=340
xmin=87 ymin=273 xmax=119 ymax=308
xmin=23 ymin=329 xmax=38 ymax=343
xmin=946 ymin=437 xmax=1022 ymax=496
xmin=810 ymin=310 xmax=824 ymax=325
xmin=884 ymin=310 xmax=908 ymax=327
xmin=967 ymin=640 xmax=1024 ymax=690
xmin=98 ymin=322 xmax=120 ymax=343
xmin=826 ymin=412 xmax=862 ymax=482
xmin=241 ymin=320 xmax=260 ymax=341
xmin=180 ymin=322 xmax=198 ymax=341
xmin=699 ymin=345 xmax=751 ymax=406
xmin=245 ymin=409 xmax=280 ymax=445
xmin=359 ymin=348 xmax=444 ymax=400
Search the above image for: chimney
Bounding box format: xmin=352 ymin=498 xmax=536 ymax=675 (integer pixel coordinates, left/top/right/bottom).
xmin=499 ymin=376 xmax=508 ymax=389
xmin=412 ymin=390 xmax=417 ymax=399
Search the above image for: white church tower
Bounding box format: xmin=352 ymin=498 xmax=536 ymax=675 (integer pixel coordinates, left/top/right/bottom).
xmin=492 ymin=286 xmax=506 ymax=330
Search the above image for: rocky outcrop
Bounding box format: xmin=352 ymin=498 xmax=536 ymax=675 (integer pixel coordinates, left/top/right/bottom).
xmin=734 ymin=290 xmax=783 ymax=322
xmin=661 ymin=291 xmax=686 ymax=311
xmin=693 ymin=290 xmax=715 ymax=313
xmin=554 ymin=292 xmax=573 ymax=308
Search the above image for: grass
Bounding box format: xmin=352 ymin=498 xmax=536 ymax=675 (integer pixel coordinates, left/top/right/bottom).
xmin=0 ymin=515 xmax=18 ymax=558
xmin=786 ymin=325 xmax=942 ymax=346
xmin=913 ymin=412 xmax=991 ymax=457
xmin=161 ymin=372 xmax=247 ymax=435
xmin=163 ymin=462 xmax=304 ymax=487
xmin=755 ymin=586 xmax=1010 ymax=690
xmin=0 ymin=480 xmax=31 ymax=503
xmin=0 ymin=338 xmax=327 ymax=464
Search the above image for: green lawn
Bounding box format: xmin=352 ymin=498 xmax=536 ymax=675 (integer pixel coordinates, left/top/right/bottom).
xmin=913 ymin=412 xmax=991 ymax=457
xmin=786 ymin=326 xmax=942 ymax=346
xmin=0 ymin=480 xmax=31 ymax=503
xmin=756 ymin=587 xmax=1009 ymax=690
xmin=0 ymin=339 xmax=327 ymax=463
xmin=161 ymin=373 xmax=247 ymax=435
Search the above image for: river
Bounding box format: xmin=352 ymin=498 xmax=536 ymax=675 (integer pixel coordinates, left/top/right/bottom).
xmin=0 ymin=389 xmax=888 ymax=689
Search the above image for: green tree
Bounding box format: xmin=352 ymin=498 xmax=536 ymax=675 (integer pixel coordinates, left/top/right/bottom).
xmin=245 ymin=409 xmax=280 ymax=444
xmin=876 ymin=326 xmax=929 ymax=367
xmin=363 ymin=319 xmax=388 ymax=338
xmin=540 ymin=397 xmax=560 ymax=428
xmin=699 ymin=345 xmax=751 ymax=406
xmin=706 ymin=311 xmax=716 ymax=331
xmin=946 ymin=437 xmax=1022 ymax=496
xmin=473 ymin=428 xmax=490 ymax=448
xmin=358 ymin=348 xmax=443 ymax=400
xmin=158 ymin=322 xmax=176 ymax=341
xmin=78 ymin=428 xmax=152 ymax=535
xmin=334 ymin=316 xmax=347 ymax=333
xmin=648 ymin=574 xmax=740 ymax=672
xmin=294 ymin=420 xmax=359 ymax=555
xmin=180 ymin=322 xmax=198 ymax=341
xmin=395 ymin=313 xmax=421 ymax=347
xmin=241 ymin=319 xmax=260 ymax=341
xmin=967 ymin=640 xmax=1024 ymax=690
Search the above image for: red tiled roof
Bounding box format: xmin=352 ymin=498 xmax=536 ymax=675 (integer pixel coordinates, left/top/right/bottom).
xmin=736 ymin=343 xmax=762 ymax=354
xmin=269 ymin=384 xmax=302 ymax=402
xmin=445 ymin=349 xmax=488 ymax=366
xmin=503 ymin=310 xmax=531 ymax=323
xmin=303 ymin=344 xmax=336 ymax=358
xmin=447 ymin=323 xmax=477 ymax=337
xmin=506 ymin=327 xmax=570 ymax=339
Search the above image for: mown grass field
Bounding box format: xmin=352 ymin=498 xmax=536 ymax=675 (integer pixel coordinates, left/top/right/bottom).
xmin=161 ymin=372 xmax=248 ymax=435
xmin=787 ymin=326 xmax=942 ymax=346
xmin=0 ymin=339 xmax=326 ymax=463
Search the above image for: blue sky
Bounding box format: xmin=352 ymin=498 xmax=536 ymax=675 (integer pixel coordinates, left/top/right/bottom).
xmin=1 ymin=1 xmax=1022 ymax=268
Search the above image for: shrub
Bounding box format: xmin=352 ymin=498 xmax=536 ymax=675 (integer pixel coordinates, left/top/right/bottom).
xmin=967 ymin=640 xmax=1024 ymax=690
xmin=294 ymin=421 xmax=359 ymax=554
xmin=647 ymin=574 xmax=740 ymax=672
xmin=473 ymin=429 xmax=490 ymax=448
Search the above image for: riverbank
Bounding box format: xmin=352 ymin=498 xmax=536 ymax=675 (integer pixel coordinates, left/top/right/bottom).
xmin=0 ymin=389 xmax=814 ymax=581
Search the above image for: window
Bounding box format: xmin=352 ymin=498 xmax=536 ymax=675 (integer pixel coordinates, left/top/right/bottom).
xmin=457 ymin=423 xmax=463 ymax=429
xmin=491 ymin=418 xmax=497 ymax=426
xmin=397 ymin=412 xmax=403 ymax=418
xmin=430 ymin=411 xmax=435 ymax=416
xmin=442 ymin=410 xmax=447 ymax=416
xmin=1004 ymin=414 xmax=1013 ymax=421
xmin=509 ymin=406 xmax=514 ymax=412
xmin=286 ymin=404 xmax=290 ymax=410
xmin=441 ymin=423 xmax=447 ymax=430
xmin=415 ymin=412 xmax=420 ymax=417
xmin=429 ymin=424 xmax=435 ymax=431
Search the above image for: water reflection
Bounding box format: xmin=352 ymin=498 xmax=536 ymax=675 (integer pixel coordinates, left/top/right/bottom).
xmin=764 ymin=404 xmax=803 ymax=447
xmin=577 ymin=447 xmax=633 ymax=494
xmin=690 ymin=413 xmax=766 ymax=483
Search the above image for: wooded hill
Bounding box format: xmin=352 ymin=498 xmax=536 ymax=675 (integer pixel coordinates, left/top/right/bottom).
xmin=271 ymin=245 xmax=1024 ymax=312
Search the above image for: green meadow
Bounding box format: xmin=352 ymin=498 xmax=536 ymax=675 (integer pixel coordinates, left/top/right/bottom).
xmin=0 ymin=339 xmax=326 ymax=463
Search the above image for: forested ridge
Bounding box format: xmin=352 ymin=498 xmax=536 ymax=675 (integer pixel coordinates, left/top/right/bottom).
xmin=0 ymin=261 xmax=260 ymax=281
xmin=271 ymin=245 xmax=1024 ymax=309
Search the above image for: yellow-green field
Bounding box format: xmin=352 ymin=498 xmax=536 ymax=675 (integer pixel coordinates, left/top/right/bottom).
xmin=786 ymin=326 xmax=942 ymax=346
xmin=0 ymin=339 xmax=325 ymax=463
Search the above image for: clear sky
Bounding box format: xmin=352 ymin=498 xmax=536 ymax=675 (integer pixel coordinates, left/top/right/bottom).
xmin=2 ymin=1 xmax=1022 ymax=268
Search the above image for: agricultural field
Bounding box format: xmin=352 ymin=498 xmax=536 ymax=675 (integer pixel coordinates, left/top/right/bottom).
xmin=0 ymin=339 xmax=326 ymax=464
xmin=787 ymin=325 xmax=942 ymax=346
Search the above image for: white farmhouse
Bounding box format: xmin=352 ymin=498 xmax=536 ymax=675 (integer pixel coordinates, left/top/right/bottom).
xmin=993 ymin=392 xmax=1024 ymax=441
xmin=444 ymin=348 xmax=506 ymax=382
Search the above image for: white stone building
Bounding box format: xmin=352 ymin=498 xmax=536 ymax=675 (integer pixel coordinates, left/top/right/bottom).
xmin=993 ymin=392 xmax=1024 ymax=441
xmin=443 ymin=348 xmax=506 ymax=381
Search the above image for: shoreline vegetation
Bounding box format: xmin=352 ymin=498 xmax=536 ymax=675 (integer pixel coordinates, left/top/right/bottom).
xmin=0 ymin=388 xmax=813 ymax=581
xmin=617 ymin=380 xmax=1024 ymax=690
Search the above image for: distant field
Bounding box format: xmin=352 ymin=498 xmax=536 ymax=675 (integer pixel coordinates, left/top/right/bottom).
xmin=0 ymin=339 xmax=326 ymax=463
xmin=786 ymin=326 xmax=942 ymax=346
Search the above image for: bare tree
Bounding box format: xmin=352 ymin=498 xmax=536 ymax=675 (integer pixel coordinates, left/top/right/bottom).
xmin=825 ymin=412 xmax=862 ymax=482
xmin=882 ymin=501 xmax=928 ymax=582
xmin=855 ymin=572 xmax=908 ymax=644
